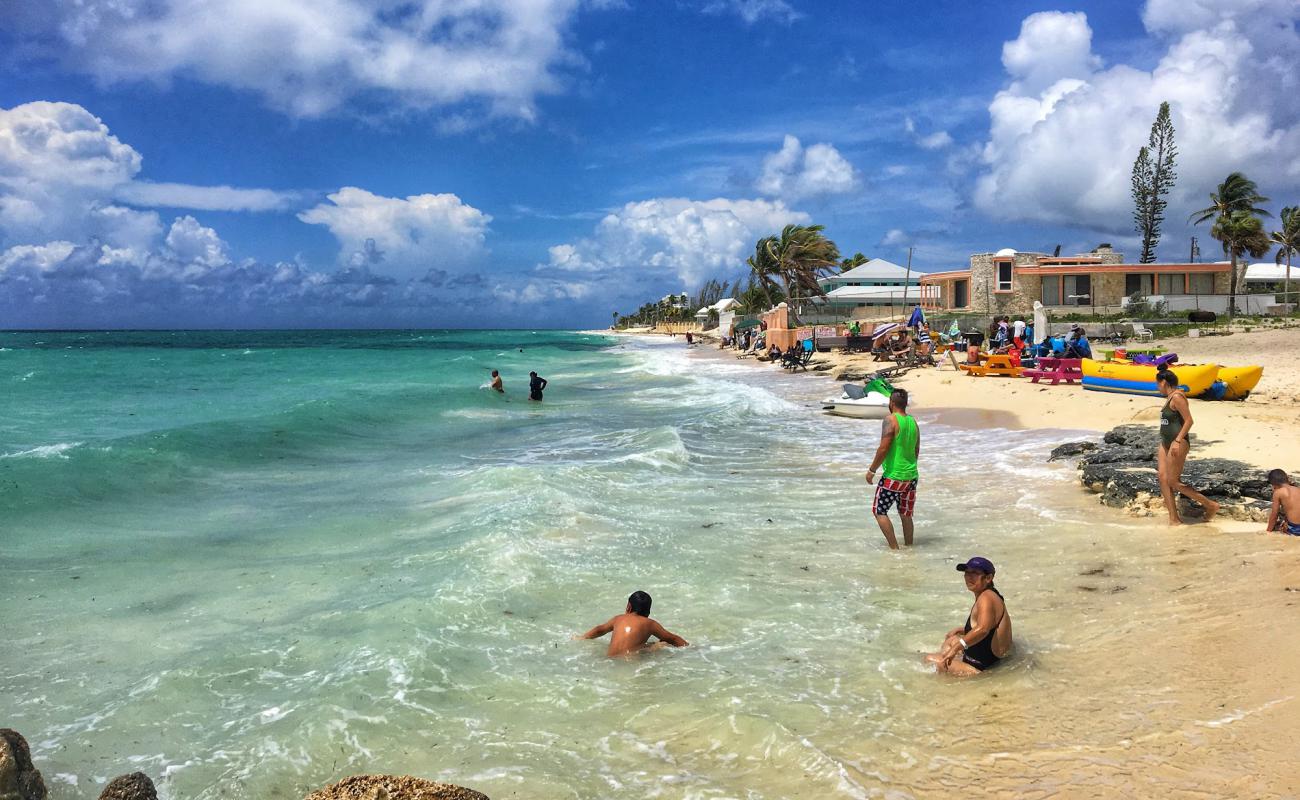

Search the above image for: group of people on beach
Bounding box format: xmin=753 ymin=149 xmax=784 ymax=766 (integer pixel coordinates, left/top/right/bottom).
xmin=489 ymin=370 xmax=548 ymax=401
xmin=580 ymin=383 xmax=1013 ymax=677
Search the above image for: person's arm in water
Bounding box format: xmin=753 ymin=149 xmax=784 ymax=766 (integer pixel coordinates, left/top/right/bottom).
xmin=1171 ymin=391 xmax=1193 ymax=444
xmin=865 ymin=415 xmax=897 ymax=484
xmin=580 ymin=619 xmax=615 ymax=640
xmin=540 ymin=377 xmax=548 ymax=391
xmin=649 ymin=619 xmax=688 ymax=647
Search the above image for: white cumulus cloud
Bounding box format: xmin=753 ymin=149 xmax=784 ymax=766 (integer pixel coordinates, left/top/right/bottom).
xmin=298 ymin=187 xmax=492 ymax=279
xmin=10 ymin=0 xmax=589 ymax=120
xmin=115 ymin=181 xmax=302 ymax=212
xmin=542 ymin=196 xmax=808 ymax=290
xmin=755 ymin=135 xmax=859 ymax=202
xmin=973 ymin=2 xmax=1300 ymax=235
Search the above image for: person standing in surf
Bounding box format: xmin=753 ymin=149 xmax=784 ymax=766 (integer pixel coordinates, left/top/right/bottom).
xmin=489 ymin=370 xmax=504 ymax=393
xmin=529 ymin=371 xmax=548 ymax=402
xmin=1156 ymin=369 xmax=1219 ymax=524
xmin=865 ymin=388 xmax=920 ymax=549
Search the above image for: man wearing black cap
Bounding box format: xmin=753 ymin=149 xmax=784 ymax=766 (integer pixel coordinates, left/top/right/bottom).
xmin=926 ymin=557 xmax=1012 ymax=675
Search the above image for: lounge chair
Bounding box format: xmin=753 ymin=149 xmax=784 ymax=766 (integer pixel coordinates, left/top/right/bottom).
xmin=1131 ymin=322 xmax=1154 ymax=342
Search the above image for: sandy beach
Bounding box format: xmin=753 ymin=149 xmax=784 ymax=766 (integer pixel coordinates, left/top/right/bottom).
xmin=659 ymin=328 xmax=1300 ymax=798
xmin=800 ymin=327 xmax=1300 ymax=471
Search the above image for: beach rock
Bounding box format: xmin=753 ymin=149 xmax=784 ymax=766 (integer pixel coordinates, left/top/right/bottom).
xmin=1055 ymin=425 xmax=1282 ymax=523
xmin=98 ymin=773 xmax=157 ymax=800
xmin=1048 ymin=441 xmax=1096 ymax=461
xmin=834 ymin=371 xmax=867 ymax=381
xmin=0 ymin=729 xmax=46 ymax=800
xmin=305 ymin=775 xmax=488 ymax=800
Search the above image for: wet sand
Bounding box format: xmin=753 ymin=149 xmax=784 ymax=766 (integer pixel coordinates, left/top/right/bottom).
xmin=674 ymin=334 xmax=1300 ymax=799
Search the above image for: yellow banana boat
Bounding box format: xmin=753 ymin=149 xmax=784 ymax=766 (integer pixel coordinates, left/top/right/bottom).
xmin=1081 ymin=359 xmax=1219 ymax=397
xmin=1216 ymin=365 xmax=1263 ymax=400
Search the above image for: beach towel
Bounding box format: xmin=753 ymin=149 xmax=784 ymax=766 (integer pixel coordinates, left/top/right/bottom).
xmin=907 ymin=306 xmax=926 ymax=329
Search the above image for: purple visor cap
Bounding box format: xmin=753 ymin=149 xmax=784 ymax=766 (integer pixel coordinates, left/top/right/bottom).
xmin=957 ymin=557 xmax=995 ymax=574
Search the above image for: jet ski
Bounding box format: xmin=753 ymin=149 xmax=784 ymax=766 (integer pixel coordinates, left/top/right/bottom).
xmin=821 ymin=383 xmax=891 ymax=418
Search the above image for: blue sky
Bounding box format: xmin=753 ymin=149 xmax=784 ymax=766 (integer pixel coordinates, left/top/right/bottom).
xmin=1 ymin=0 xmax=1296 ymax=328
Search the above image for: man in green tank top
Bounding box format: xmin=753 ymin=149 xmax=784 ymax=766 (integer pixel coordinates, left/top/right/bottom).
xmin=865 ymin=388 xmax=920 ymax=550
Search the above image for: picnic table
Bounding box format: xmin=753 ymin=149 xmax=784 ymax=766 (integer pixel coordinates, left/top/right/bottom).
xmin=1096 ymin=345 xmax=1165 ymax=361
xmin=1021 ymin=356 xmax=1082 ymax=385
xmin=959 ymin=353 xmax=1022 ymax=378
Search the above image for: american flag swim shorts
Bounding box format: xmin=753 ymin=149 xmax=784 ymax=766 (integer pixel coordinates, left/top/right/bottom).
xmin=873 ymin=477 xmax=918 ymax=517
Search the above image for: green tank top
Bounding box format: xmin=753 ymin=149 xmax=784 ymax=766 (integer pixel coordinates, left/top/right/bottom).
xmin=882 ymin=413 xmax=919 ymax=480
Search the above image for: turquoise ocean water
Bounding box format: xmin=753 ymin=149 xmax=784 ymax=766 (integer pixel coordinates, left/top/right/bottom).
xmin=3 ymin=330 xmax=1288 ymax=798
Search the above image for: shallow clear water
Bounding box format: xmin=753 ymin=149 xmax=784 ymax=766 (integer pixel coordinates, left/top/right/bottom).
xmin=3 ymin=331 xmax=1296 ymax=799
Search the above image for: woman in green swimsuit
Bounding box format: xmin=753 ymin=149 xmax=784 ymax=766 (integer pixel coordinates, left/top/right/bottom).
xmin=1156 ymin=370 xmax=1220 ymax=525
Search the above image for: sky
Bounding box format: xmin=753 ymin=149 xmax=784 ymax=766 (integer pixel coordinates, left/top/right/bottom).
xmin=1 ymin=0 xmax=1297 ymax=329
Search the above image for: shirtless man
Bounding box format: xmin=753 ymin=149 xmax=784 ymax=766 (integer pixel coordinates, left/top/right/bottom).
xmin=925 ymin=557 xmax=1012 ymax=676
xmin=489 ymin=370 xmax=504 ymax=393
xmin=1266 ymin=469 xmax=1300 ymax=535
xmin=579 ymin=591 xmax=688 ymax=656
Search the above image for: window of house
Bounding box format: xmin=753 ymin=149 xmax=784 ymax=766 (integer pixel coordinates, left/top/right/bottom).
xmin=1064 ymin=275 xmax=1091 ymax=305
xmin=996 ymin=260 xmax=1013 ymax=292
xmin=1157 ymin=273 xmax=1184 ymax=294
xmin=1041 ymin=275 xmax=1060 ymax=305
xmin=1125 ymin=273 xmax=1153 ymax=296
xmin=1188 ymin=273 xmax=1214 ymax=294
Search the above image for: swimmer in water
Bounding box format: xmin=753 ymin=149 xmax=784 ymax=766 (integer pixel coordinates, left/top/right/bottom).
xmin=489 ymin=370 xmax=503 ymax=393
xmin=529 ymin=371 xmax=548 ymax=402
xmin=579 ymin=590 xmax=688 ymax=656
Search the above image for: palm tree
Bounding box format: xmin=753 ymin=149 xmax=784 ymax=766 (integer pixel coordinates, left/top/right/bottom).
xmin=840 ymin=252 xmax=868 ymax=272
xmin=1211 ymin=211 xmax=1272 ymax=307
xmin=1270 ymin=206 xmax=1299 ymax=309
xmin=745 ymin=236 xmax=784 ymax=312
xmin=762 ymin=224 xmax=840 ymax=323
xmin=1191 ymin=172 xmax=1270 ymax=317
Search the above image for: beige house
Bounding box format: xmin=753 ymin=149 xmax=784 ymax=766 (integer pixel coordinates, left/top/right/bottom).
xmin=921 ymin=246 xmax=1233 ymax=314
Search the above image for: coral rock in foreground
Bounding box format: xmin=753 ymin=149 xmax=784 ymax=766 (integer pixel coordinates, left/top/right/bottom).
xmin=98 ymin=773 xmax=158 ymax=800
xmin=0 ymin=729 xmax=47 ymax=800
xmin=305 ymin=775 xmax=489 ymax=800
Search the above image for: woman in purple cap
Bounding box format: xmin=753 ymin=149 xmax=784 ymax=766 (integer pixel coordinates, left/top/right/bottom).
xmin=926 ymin=557 xmax=1013 ymax=675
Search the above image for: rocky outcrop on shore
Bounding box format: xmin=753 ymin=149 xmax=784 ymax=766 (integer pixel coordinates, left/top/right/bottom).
xmin=98 ymin=773 xmax=157 ymax=800
xmin=0 ymin=730 xmax=489 ymax=800
xmin=305 ymin=775 xmax=489 ymax=800
xmin=0 ymin=729 xmax=46 ymax=800
xmin=1050 ymin=424 xmax=1276 ymax=521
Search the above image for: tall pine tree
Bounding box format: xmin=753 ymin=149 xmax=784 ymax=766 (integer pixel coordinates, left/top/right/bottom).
xmin=1131 ymin=102 xmax=1178 ymax=263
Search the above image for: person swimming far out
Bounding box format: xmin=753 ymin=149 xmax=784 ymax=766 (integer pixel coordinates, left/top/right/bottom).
xmin=578 ymin=591 xmax=688 ymax=656
xmin=528 ymin=371 xmax=548 ymax=402
xmin=1265 ymin=469 xmax=1300 ymax=535
xmin=926 ymin=557 xmax=1013 ymax=676
xmin=489 ymin=369 xmax=504 ymax=393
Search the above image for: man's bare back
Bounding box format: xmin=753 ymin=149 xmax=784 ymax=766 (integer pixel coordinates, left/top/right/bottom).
xmin=580 ymin=591 xmax=688 ymax=656
xmin=1267 ymin=472 xmax=1300 ymax=534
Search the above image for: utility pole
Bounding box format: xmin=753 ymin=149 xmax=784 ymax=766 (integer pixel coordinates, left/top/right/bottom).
xmin=902 ymin=246 xmax=912 ymax=321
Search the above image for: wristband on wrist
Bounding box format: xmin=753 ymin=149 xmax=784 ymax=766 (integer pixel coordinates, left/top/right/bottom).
xmin=959 ymin=637 xmax=968 ymax=650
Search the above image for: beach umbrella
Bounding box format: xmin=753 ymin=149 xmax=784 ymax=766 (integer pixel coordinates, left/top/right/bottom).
xmin=907 ymin=305 xmax=925 ymax=329
xmin=871 ymin=322 xmax=903 ymax=341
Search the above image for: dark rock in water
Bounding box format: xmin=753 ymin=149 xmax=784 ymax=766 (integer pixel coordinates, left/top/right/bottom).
xmin=99 ymin=773 xmax=157 ymax=800
xmin=1048 ymin=441 xmax=1096 ymax=461
xmin=834 ymin=371 xmax=867 ymax=381
xmin=0 ymin=729 xmax=46 ymax=800
xmin=305 ymin=775 xmax=489 ymax=800
xmin=1053 ymin=424 xmax=1286 ymax=522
